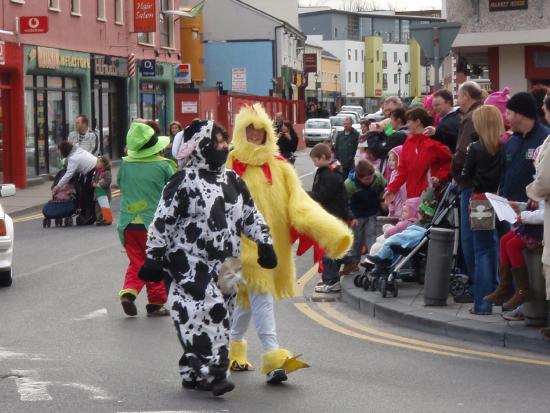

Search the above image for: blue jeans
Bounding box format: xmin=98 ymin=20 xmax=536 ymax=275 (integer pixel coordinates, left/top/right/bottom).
xmin=322 ymin=256 xmax=340 ymax=285
xmin=347 ymin=215 xmax=377 ymax=262
xmin=472 ymin=229 xmax=498 ymax=314
xmin=460 ymin=187 xmax=475 ymax=283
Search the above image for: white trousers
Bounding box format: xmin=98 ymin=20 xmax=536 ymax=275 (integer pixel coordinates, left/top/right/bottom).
xmin=230 ymin=292 xmax=279 ymax=352
xmin=544 ymin=264 xmax=550 ymax=300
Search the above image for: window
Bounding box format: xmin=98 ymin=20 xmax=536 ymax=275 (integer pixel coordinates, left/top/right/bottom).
xmin=377 ymin=72 xmax=380 ymax=83
xmin=97 ymin=0 xmax=106 ymax=20
xmin=160 ymin=0 xmax=175 ymax=48
xmin=71 ymin=0 xmax=81 ymax=15
xmin=348 ymin=49 xmax=351 ymax=60
xmin=115 ymin=0 xmax=124 ymax=24
xmin=355 ymin=49 xmax=358 ymax=61
xmin=394 ymin=52 xmax=398 ymax=63
xmin=405 ymin=52 xmax=409 ymax=63
xmin=383 ymin=73 xmax=388 ymax=90
xmin=405 ymin=73 xmax=409 ymax=85
xmin=362 ymin=50 xmax=364 ymax=61
xmin=355 ymin=72 xmax=358 ymax=83
xmin=382 ymin=52 xmax=387 ymax=69
xmin=376 ymin=50 xmax=379 ymax=62
xmin=394 ymin=73 xmax=398 ymax=84
xmin=49 ymin=0 xmax=60 ymax=10
xmin=138 ymin=32 xmax=155 ymax=46
xmin=362 ymin=72 xmax=364 ymax=84
xmin=347 ymin=15 xmax=360 ymax=40
xmin=348 ymin=71 xmax=351 ymax=82
xmin=335 ymin=28 xmax=338 ymax=38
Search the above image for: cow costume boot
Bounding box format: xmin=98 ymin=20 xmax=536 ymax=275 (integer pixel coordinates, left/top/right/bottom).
xmin=140 ymin=120 xmax=276 ymax=396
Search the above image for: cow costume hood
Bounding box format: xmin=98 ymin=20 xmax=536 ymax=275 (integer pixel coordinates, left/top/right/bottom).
xmin=181 ymin=119 xmax=229 ymax=173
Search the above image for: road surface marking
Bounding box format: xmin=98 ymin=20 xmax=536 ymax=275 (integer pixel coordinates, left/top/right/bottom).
xmin=11 ymin=370 xmax=53 ymax=401
xmin=299 ymin=171 xmax=315 ymax=178
xmin=73 ymin=308 xmax=108 ymax=321
xmin=294 ymin=264 xmax=319 ymax=297
xmin=61 ymin=382 xmax=112 ymax=400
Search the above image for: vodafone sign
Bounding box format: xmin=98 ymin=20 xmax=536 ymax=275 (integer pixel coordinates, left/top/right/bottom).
xmin=20 ymin=16 xmax=49 ymax=34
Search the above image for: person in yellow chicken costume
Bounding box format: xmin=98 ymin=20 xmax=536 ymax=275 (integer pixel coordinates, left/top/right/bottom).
xmin=227 ymin=103 xmax=353 ymax=384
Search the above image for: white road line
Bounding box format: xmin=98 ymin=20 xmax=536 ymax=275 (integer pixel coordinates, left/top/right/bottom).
xmin=118 ymin=411 xmax=223 ymax=413
xmin=61 ymin=382 xmax=112 ymax=400
xmin=73 ymin=308 xmax=108 ymax=321
xmin=11 ymin=370 xmax=53 ymax=402
xmin=299 ymin=170 xmax=315 ymax=178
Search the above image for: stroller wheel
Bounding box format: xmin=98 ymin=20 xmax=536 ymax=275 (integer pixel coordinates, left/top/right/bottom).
xmin=370 ymin=276 xmax=379 ymax=291
xmin=450 ymin=278 xmax=467 ymax=297
xmin=362 ymin=276 xmax=370 ymax=291
xmin=379 ymin=278 xmax=388 ymax=298
xmin=42 ymin=218 xmax=47 ymax=228
xmin=55 ymin=218 xmax=62 ymax=227
xmin=392 ymin=282 xmax=399 ymax=298
xmin=353 ymin=273 xmax=363 ymax=288
xmin=65 ymin=217 xmax=73 ymax=227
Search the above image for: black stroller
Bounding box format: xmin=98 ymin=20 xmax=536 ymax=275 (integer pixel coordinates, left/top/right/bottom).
xmin=42 ymin=169 xmax=80 ymax=228
xmin=354 ymin=184 xmax=468 ymax=298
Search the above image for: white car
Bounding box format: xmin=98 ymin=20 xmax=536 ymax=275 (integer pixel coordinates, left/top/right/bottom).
xmin=303 ymin=118 xmax=334 ymax=147
xmin=0 ymin=184 xmax=16 ymax=287
xmin=340 ymin=105 xmax=365 ymax=118
xmin=366 ymin=109 xmax=385 ymax=122
xmin=337 ymin=111 xmax=360 ymax=124
xmin=331 ymin=115 xmax=361 ymax=136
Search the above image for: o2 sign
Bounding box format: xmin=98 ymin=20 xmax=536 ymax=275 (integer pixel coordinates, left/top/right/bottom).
xmin=140 ymin=59 xmax=156 ymax=76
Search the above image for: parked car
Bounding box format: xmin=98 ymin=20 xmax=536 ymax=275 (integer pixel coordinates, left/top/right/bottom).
xmin=330 ymin=115 xmax=361 ymax=136
xmin=0 ymin=184 xmax=16 ymax=287
xmin=337 ymin=111 xmax=360 ymax=124
xmin=340 ymin=105 xmax=365 ymax=119
xmin=303 ymin=118 xmax=334 ymax=147
xmin=366 ymin=109 xmax=385 ymax=122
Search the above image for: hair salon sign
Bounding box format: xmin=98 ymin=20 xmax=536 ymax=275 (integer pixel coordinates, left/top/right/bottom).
xmin=134 ymin=0 xmax=156 ymax=33
xmin=489 ymin=0 xmax=528 ymax=12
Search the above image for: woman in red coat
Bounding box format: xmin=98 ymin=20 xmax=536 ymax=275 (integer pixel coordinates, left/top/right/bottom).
xmin=384 ymin=107 xmax=452 ymax=204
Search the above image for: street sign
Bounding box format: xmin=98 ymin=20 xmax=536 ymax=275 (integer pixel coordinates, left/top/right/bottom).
xmin=0 ymin=41 xmax=4 ymax=65
xmin=133 ymin=0 xmax=156 ymax=33
xmin=140 ymin=59 xmax=156 ymax=76
xmin=489 ymin=0 xmax=528 ymax=11
xmin=303 ymin=53 xmax=317 ymax=73
xmin=20 ymin=16 xmax=49 ymax=34
xmin=176 ymin=63 xmax=191 ymax=84
xmin=410 ymin=22 xmax=461 ymax=87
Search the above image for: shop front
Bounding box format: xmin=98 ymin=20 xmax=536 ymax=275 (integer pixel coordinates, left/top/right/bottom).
xmin=24 ymin=46 xmax=91 ymax=178
xmin=0 ymin=42 xmax=25 ymax=188
xmin=128 ymin=60 xmax=175 ymax=135
xmin=92 ymin=55 xmax=128 ymax=160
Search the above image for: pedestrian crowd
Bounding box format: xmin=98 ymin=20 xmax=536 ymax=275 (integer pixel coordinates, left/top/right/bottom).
xmin=46 ymin=81 xmax=550 ymax=397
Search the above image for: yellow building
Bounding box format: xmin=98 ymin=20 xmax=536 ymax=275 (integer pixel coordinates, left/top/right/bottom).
xmin=179 ymin=10 xmax=205 ymax=84
xmin=320 ymin=50 xmax=341 ymax=112
xmin=364 ymin=36 xmax=384 ymax=99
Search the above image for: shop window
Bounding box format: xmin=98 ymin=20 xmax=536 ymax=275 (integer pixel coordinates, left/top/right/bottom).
xmin=160 ymin=0 xmax=175 ymax=49
xmin=115 ymin=0 xmax=124 ymax=24
xmin=97 ymin=0 xmax=106 ymax=21
xmin=71 ymin=0 xmax=81 ymax=15
xmin=48 ymin=0 xmax=60 ymax=11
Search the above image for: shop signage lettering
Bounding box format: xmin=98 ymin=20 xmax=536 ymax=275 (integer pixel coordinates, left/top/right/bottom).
xmin=489 ymin=0 xmax=528 ymax=11
xmin=140 ymin=59 xmax=156 ymax=76
xmin=134 ymin=0 xmax=156 ymax=33
xmin=0 ymin=41 xmax=5 ymax=65
xmin=176 ymin=63 xmax=192 ymax=84
xmin=303 ymin=54 xmax=317 ymax=73
xmin=20 ymin=16 xmax=49 ymax=34
xmin=94 ymin=56 xmax=128 ymax=77
xmin=36 ymin=47 xmax=90 ymax=70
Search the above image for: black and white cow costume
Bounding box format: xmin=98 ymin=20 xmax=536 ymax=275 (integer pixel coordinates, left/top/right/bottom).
xmin=139 ymin=120 xmax=276 ymax=396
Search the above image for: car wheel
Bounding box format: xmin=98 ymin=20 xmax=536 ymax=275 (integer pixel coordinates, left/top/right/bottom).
xmin=0 ymin=269 xmax=12 ymax=287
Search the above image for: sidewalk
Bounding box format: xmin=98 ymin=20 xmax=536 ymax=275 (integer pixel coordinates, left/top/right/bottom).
xmin=341 ymin=275 xmax=550 ymax=355
xmin=2 ymin=165 xmax=120 ymax=217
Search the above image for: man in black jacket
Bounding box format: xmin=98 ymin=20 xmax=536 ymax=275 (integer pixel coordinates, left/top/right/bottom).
xmin=425 ymin=89 xmax=461 ymax=153
xmin=309 ymin=143 xmax=348 ymax=293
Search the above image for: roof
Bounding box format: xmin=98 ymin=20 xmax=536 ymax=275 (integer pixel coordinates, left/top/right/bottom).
xmin=321 ymin=50 xmax=339 ymax=60
xmin=298 ymin=8 xmax=445 ymax=22
xmin=234 ymin=0 xmax=305 ymax=38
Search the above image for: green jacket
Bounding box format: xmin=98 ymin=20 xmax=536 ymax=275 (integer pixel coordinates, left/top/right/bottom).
xmin=334 ymin=128 xmax=360 ymax=168
xmin=116 ymin=155 xmax=176 ymax=245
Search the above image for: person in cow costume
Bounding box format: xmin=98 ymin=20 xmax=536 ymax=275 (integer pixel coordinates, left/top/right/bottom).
xmin=139 ymin=119 xmax=276 ymax=397
xmin=227 ymin=103 xmax=353 ymax=384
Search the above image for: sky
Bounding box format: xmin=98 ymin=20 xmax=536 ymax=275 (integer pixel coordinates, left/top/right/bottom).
xmin=310 ymin=0 xmax=442 ymax=11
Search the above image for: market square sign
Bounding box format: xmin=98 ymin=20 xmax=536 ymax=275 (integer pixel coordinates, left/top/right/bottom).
xmin=489 ymin=0 xmax=528 ymax=12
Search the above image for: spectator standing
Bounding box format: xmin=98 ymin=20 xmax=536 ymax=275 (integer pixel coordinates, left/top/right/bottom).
xmin=273 ymin=112 xmax=284 ymax=134
xmin=309 ymin=143 xmax=349 ymax=292
xmin=165 ymin=120 xmax=182 ymax=160
xmin=68 ymin=114 xmax=99 ymax=155
xmin=424 ymin=89 xmax=461 ymax=152
xmin=451 ymin=81 xmax=484 ymax=303
xmin=459 ymin=105 xmax=504 ymax=314
xmin=276 ymin=120 xmax=299 ymax=163
xmin=334 ymin=116 xmax=360 ymax=178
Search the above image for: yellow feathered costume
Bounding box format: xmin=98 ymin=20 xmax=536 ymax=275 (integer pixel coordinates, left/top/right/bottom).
xmin=227 ymin=103 xmax=353 ymax=375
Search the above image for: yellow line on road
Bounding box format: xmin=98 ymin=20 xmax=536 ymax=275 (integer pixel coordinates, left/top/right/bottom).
xmin=295 ymin=264 xmax=319 ymax=297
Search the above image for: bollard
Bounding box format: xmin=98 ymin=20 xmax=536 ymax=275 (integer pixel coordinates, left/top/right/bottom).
xmin=523 ymin=248 xmax=548 ymax=327
xmin=424 ymin=227 xmax=455 ymax=306
xmin=375 ymin=216 xmax=399 ymax=237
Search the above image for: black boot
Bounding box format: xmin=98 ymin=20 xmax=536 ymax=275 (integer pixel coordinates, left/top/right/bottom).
xmin=211 ymin=378 xmax=235 ymax=396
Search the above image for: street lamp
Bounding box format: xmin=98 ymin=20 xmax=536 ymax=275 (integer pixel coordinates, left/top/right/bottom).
xmin=314 ymin=72 xmax=319 ymax=103
xmin=397 ymin=60 xmax=402 ymax=98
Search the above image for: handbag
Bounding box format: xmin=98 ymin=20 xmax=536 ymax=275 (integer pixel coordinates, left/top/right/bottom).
xmin=469 ymin=192 xmax=495 ymax=231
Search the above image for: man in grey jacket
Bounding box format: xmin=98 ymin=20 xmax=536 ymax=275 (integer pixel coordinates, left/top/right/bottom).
xmin=68 ymin=114 xmax=99 ymax=155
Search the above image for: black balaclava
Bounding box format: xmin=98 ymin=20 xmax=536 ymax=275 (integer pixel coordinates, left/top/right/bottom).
xmin=183 ymin=119 xmax=228 ymax=173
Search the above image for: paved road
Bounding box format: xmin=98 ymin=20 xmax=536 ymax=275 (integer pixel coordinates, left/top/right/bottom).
xmin=2 ymin=151 xmax=550 ymax=413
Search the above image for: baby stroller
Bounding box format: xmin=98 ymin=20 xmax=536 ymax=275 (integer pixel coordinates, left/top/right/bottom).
xmin=42 ymin=169 xmax=80 ymax=228
xmin=354 ymin=184 xmax=468 ymax=298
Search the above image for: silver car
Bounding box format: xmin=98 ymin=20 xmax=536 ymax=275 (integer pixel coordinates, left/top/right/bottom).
xmin=303 ymin=118 xmax=334 ymax=147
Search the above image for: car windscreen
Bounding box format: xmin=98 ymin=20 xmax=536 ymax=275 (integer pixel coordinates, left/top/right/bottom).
xmin=306 ymin=121 xmax=331 ymax=129
xmin=330 ymin=117 xmax=345 ymax=126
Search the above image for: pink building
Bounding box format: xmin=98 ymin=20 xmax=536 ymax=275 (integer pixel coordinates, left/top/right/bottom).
xmin=0 ymin=0 xmax=181 ymax=186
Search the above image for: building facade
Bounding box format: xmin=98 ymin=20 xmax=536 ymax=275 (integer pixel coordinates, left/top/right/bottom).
xmin=448 ymin=0 xmax=550 ymax=93
xmin=0 ymin=0 xmax=180 ymax=186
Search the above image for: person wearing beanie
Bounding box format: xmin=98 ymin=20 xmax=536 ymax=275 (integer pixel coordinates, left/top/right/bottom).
xmin=484 ymin=87 xmax=512 ymax=129
xmin=500 ymin=92 xmax=549 ymax=203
